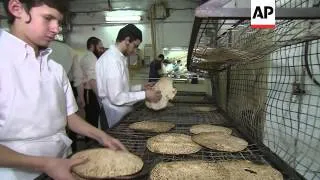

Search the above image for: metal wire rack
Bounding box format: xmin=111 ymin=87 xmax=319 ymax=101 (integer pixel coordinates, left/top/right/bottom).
xmin=103 ymin=102 xmax=296 ymax=180
xmin=186 ymin=0 xmax=320 ymax=179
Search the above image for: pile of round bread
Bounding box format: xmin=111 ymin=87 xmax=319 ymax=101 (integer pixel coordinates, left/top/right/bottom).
xmin=70 ymin=121 xmax=283 ymax=180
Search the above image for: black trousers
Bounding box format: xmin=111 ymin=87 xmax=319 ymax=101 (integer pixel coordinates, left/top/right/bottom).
xmin=99 ymin=107 xmax=109 ymax=131
xmin=84 ymin=89 xmax=100 ymax=129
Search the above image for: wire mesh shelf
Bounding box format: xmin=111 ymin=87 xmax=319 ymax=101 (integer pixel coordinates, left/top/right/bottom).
xmin=186 ymin=1 xmax=320 ymax=179
xmin=102 ymin=102 xmax=299 ymax=180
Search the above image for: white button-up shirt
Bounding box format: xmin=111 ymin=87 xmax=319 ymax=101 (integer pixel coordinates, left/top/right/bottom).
xmin=0 ymin=30 xmax=78 ymax=179
xmin=80 ymin=51 xmax=97 ymax=90
xmin=96 ymin=45 xmax=145 ymax=128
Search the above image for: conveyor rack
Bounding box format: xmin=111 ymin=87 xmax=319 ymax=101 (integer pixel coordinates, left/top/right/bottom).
xmin=105 ymin=102 xmax=296 ymax=179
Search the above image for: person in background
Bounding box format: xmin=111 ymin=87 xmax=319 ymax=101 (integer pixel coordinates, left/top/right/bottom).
xmin=148 ymin=54 xmax=164 ymax=82
xmin=49 ymin=40 xmax=85 ymax=152
xmin=49 ymin=40 xmax=85 ymax=108
xmin=0 ymin=1 xmax=125 ymax=180
xmin=162 ymin=59 xmax=173 ymax=75
xmin=96 ymin=24 xmax=162 ymax=129
xmin=80 ymin=37 xmax=104 ymax=134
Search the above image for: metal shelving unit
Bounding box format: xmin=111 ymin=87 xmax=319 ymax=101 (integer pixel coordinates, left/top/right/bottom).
xmin=187 ymin=0 xmax=320 ymax=179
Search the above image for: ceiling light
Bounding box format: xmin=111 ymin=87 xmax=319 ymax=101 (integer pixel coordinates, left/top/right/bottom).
xmin=105 ymin=16 xmax=141 ymax=22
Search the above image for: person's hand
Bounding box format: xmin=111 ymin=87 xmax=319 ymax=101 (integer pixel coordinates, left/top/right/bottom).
xmin=144 ymin=82 xmax=156 ymax=90
xmin=97 ymin=133 xmax=127 ymax=151
xmin=146 ymin=89 xmax=162 ymax=103
xmin=43 ymin=157 xmax=88 ymax=180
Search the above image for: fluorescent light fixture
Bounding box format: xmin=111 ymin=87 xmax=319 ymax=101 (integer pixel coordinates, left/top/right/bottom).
xmin=105 ymin=15 xmax=141 ymax=22
xmin=170 ymin=47 xmax=185 ymax=51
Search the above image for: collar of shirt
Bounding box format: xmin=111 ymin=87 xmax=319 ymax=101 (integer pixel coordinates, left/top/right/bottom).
xmin=109 ymin=45 xmax=126 ymax=61
xmin=0 ymin=30 xmax=52 ymax=65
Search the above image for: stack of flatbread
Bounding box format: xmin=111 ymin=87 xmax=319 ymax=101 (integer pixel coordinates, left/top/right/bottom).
xmin=129 ymin=121 xmax=175 ymax=133
xmin=71 ymin=148 xmax=143 ymax=179
xmin=190 ymin=124 xmax=232 ymax=135
xmin=147 ymin=133 xmax=202 ymax=155
xmin=150 ymin=160 xmax=283 ymax=180
xmin=192 ymin=132 xmax=248 ymax=152
xmin=145 ymin=77 xmax=177 ymax=111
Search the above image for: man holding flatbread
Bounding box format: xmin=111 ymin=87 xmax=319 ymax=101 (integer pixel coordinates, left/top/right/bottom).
xmin=96 ymin=24 xmax=162 ymax=129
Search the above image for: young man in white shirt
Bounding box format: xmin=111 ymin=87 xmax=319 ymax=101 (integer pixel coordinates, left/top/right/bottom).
xmin=80 ymin=37 xmax=104 ymax=132
xmin=96 ymin=24 xmax=162 ymax=129
xmin=0 ymin=1 xmax=125 ymax=180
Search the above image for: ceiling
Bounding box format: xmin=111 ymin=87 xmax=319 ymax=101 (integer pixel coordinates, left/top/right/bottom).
xmin=0 ymin=0 xmax=201 ymax=19
xmin=70 ymin=0 xmax=199 ymax=12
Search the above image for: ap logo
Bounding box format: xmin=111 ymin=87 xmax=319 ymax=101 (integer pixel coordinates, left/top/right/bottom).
xmin=251 ymin=0 xmax=276 ymax=29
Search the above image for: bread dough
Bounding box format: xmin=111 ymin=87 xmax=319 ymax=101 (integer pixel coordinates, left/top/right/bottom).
xmin=71 ymin=148 xmax=143 ymax=179
xmin=192 ymin=132 xmax=248 ymax=152
xmin=147 ymin=133 xmax=202 ymax=155
xmin=150 ymin=160 xmax=228 ymax=180
xmin=129 ymin=121 xmax=175 ymax=133
xmin=190 ymin=124 xmax=232 ymax=135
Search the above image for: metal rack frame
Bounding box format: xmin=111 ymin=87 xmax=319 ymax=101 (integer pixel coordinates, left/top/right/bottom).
xmin=104 ymin=100 xmax=294 ymax=179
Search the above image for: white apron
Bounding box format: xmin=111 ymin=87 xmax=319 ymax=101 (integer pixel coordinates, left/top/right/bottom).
xmin=0 ymin=48 xmax=73 ymax=180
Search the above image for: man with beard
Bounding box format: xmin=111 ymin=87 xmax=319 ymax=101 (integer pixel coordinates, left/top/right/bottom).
xmin=80 ymin=37 xmax=104 ymax=132
xmin=96 ymin=24 xmax=162 ymax=129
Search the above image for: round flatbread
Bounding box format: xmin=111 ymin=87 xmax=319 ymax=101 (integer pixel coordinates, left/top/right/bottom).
xmin=71 ymin=148 xmax=143 ymax=179
xmin=129 ymin=121 xmax=175 ymax=133
xmin=192 ymin=133 xmax=248 ymax=152
xmin=147 ymin=133 xmax=202 ymax=155
xmin=219 ymin=160 xmax=283 ymax=180
xmin=190 ymin=124 xmax=232 ymax=135
xmin=145 ymin=77 xmax=177 ymax=111
xmin=150 ymin=160 xmax=229 ymax=180
xmin=192 ymin=106 xmax=217 ymax=112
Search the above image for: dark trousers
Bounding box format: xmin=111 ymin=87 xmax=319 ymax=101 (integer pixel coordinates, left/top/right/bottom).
xmin=99 ymin=107 xmax=109 ymax=131
xmin=84 ymin=89 xmax=100 ymax=128
xmin=84 ymin=89 xmax=100 ymax=142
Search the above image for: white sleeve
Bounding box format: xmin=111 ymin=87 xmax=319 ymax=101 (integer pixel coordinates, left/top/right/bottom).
xmin=71 ymin=54 xmax=83 ymax=87
xmin=100 ymin=57 xmax=145 ymax=106
xmin=131 ymin=84 xmax=143 ymax=91
xmin=62 ymin=69 xmax=79 ymax=115
xmin=87 ymin=53 xmax=97 ymax=81
xmin=81 ymin=53 xmax=97 ymax=81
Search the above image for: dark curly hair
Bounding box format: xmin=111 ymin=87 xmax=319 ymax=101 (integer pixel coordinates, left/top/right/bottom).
xmin=3 ymin=0 xmax=69 ymax=24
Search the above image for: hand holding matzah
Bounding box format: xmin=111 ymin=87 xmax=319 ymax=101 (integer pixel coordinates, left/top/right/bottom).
xmin=146 ymin=88 xmax=162 ymax=103
xmin=43 ymin=157 xmax=88 ymax=180
xmin=146 ymin=77 xmax=177 ymax=110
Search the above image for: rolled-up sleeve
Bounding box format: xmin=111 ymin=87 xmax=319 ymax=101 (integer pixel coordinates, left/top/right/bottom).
xmin=71 ymin=53 xmax=83 ymax=87
xmin=86 ymin=53 xmax=97 ymax=81
xmin=81 ymin=52 xmax=97 ymax=83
